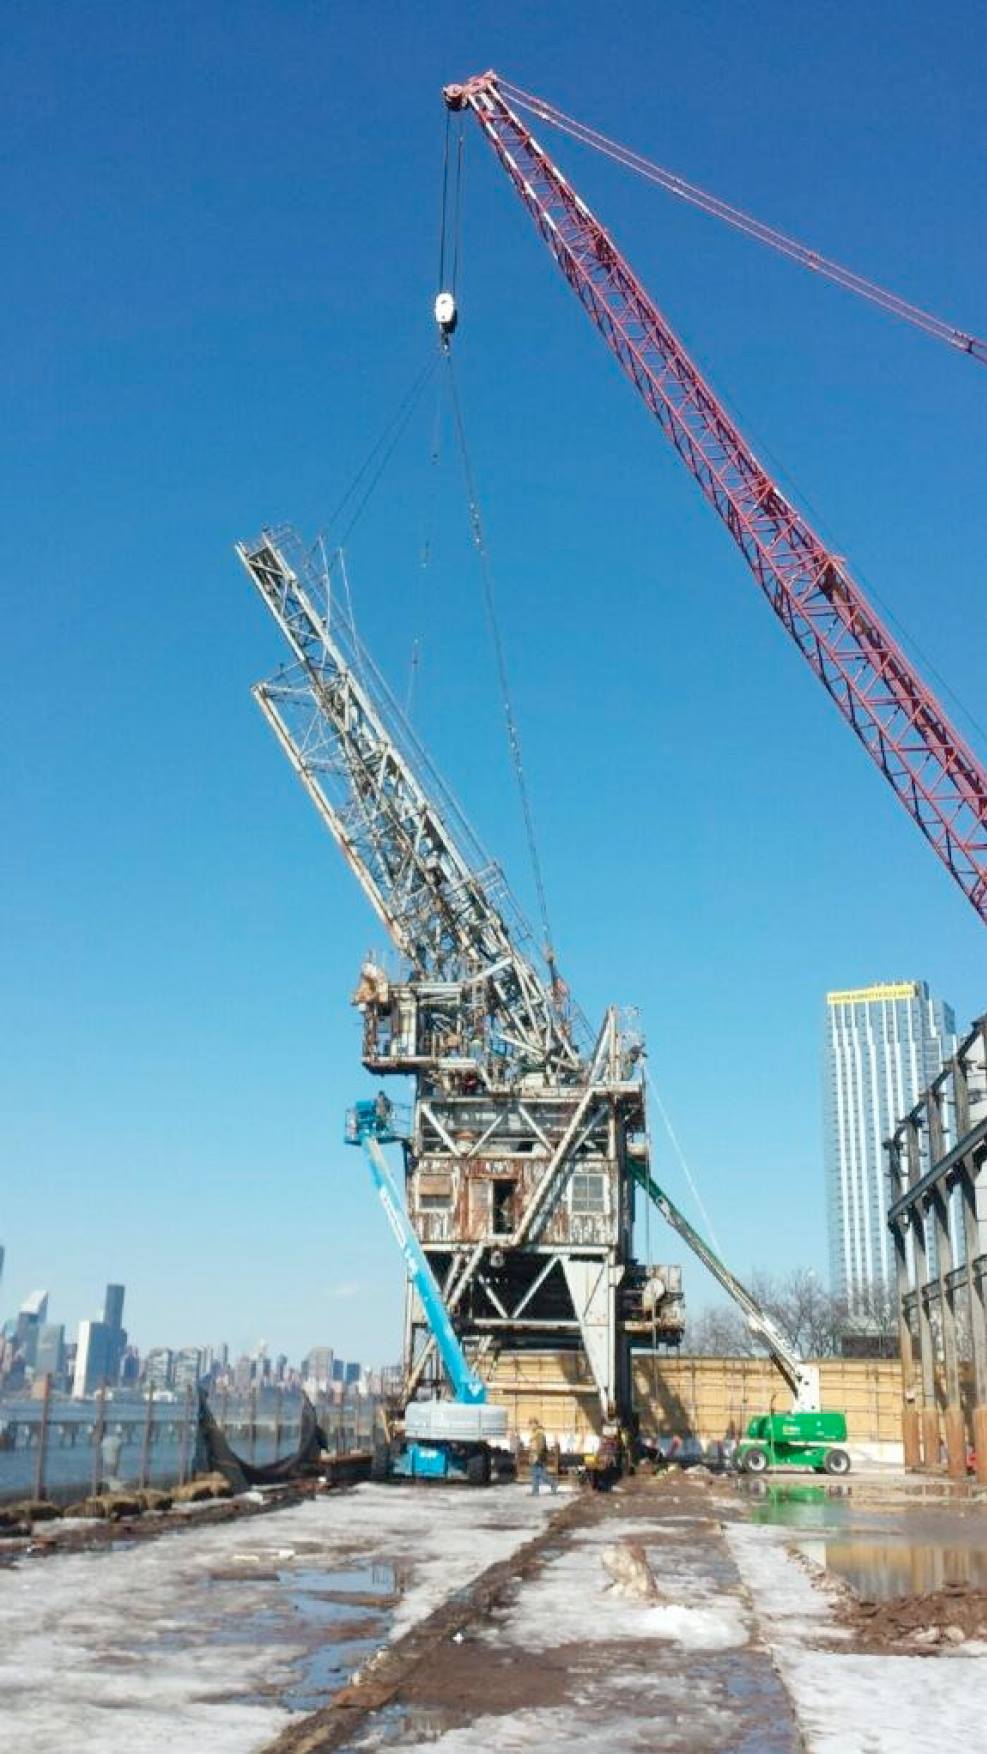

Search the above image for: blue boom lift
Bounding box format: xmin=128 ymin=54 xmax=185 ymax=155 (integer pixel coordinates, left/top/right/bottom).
xmin=346 ymin=1098 xmax=507 ymax=1483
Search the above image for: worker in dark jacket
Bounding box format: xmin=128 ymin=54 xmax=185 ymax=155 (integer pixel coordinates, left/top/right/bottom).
xmin=528 ymin=1419 xmax=557 ymax=1495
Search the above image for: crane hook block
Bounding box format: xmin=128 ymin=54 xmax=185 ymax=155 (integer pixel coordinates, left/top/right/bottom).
xmin=434 ymin=291 xmax=458 ymax=338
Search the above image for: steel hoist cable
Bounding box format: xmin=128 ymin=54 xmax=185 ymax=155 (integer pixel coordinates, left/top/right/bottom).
xmin=499 ymin=77 xmax=987 ymax=367
xmin=313 ymin=352 xmax=440 ymax=561
xmin=436 ymin=124 xmax=565 ymax=998
xmin=442 ymin=348 xmax=560 ymax=988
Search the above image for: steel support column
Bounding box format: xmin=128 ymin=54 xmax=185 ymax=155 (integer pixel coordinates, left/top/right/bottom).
xmin=928 ymin=1090 xmax=966 ymax=1477
xmin=892 ymin=1213 xmax=921 ymax=1469
xmin=906 ymin=1120 xmax=940 ymax=1468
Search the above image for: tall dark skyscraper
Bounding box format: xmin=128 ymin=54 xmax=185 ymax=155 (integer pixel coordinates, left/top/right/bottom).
xmin=102 ymin=1283 xmax=126 ymax=1381
xmin=35 ymin=1323 xmax=65 ymax=1380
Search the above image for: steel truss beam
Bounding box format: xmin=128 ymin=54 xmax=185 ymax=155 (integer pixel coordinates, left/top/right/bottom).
xmin=238 ymin=533 xmax=579 ymax=1072
xmin=446 ymin=73 xmax=987 ymax=924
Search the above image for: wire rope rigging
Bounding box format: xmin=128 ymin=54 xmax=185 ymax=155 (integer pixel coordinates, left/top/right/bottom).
xmin=434 ymin=114 xmax=566 ymax=1002
xmin=497 ymin=75 xmax=987 ymax=367
xmin=444 ymin=70 xmax=987 ymax=926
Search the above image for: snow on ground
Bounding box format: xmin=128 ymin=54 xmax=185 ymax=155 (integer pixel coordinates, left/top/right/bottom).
xmin=0 ymin=1483 xmax=563 ymax=1754
xmin=726 ymin=1521 xmax=987 ymax=1754
xmin=494 ymin=1508 xmax=750 ymax=1655
xmin=363 ymin=1702 xmax=652 ymax=1754
xmin=487 ymin=1511 xmax=749 ymax=1653
xmin=360 ymin=1693 xmax=733 ymax=1754
xmin=356 ymin=1500 xmax=794 ymax=1754
xmin=342 ymin=1481 xmax=570 ymax=1636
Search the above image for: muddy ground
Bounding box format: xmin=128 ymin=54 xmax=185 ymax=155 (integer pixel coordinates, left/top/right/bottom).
xmin=843 ymin=1580 xmax=987 ymax=1650
xmin=4 ymin=1463 xmax=987 ymax=1751
xmin=267 ymin=1473 xmax=803 ymax=1754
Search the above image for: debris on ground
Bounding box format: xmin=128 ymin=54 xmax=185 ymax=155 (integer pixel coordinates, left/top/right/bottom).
xmin=842 ymin=1583 xmax=987 ymax=1652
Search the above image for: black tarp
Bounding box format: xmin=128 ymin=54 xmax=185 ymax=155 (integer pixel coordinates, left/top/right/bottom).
xmin=196 ymin=1389 xmax=329 ymax=1493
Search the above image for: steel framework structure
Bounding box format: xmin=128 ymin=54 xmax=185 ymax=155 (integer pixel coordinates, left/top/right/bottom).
xmin=237 ymin=531 xmax=578 ymax=1078
xmin=887 ymin=1012 xmax=987 ymax=1479
xmin=238 ymin=531 xmax=684 ymax=1417
xmin=444 ymin=72 xmax=987 ymax=925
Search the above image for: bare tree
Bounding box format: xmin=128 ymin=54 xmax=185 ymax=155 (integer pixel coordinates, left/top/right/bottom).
xmin=682 ymin=1268 xmax=890 ymax=1360
xmin=683 ymin=1304 xmax=752 ymax=1356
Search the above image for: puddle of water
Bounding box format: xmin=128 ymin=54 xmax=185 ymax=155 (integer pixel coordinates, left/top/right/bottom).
xmin=739 ymin=1481 xmax=855 ymax=1530
xmin=737 ymin=1477 xmax=987 ymax=1602
xmin=365 ymin=1701 xmax=473 ymax=1746
xmin=212 ymin=1557 xmax=402 ymax=1714
xmin=280 ymin=1560 xmax=400 ymax=1710
xmin=797 ymin=1536 xmax=987 ymax=1600
xmin=292 ymin=1561 xmax=398 ymax=1598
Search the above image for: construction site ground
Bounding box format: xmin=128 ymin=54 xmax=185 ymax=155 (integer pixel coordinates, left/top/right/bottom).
xmin=3 ymin=1470 xmax=987 ymax=1752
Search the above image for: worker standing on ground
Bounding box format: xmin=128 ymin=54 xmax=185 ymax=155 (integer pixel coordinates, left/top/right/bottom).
xmin=528 ymin=1419 xmax=557 ymax=1495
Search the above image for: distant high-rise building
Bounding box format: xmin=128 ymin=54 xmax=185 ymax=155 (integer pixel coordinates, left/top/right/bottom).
xmin=16 ymin=1291 xmax=49 ymax=1368
xmin=72 ymin=1320 xmax=114 ymax=1397
xmin=344 ymin=1361 xmax=360 ymax=1386
xmin=303 ymin=1346 xmax=334 ymax=1391
xmin=120 ymin=1346 xmax=141 ymax=1386
xmin=35 ymin=1323 xmax=65 ymax=1382
xmin=144 ymin=1348 xmax=174 ymax=1390
xmin=101 ymin=1284 xmax=127 ymax=1382
xmin=823 ymin=980 xmax=956 ymax=1308
xmin=331 ymin=1358 xmax=345 ymax=1383
xmin=173 ymin=1347 xmax=203 ymax=1393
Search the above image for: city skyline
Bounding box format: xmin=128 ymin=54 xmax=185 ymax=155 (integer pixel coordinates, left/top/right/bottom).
xmin=0 ymin=1262 xmax=385 ymax=1396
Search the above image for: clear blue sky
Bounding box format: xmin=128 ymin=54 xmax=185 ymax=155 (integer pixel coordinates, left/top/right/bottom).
xmin=3 ymin=1 xmax=985 ymax=1363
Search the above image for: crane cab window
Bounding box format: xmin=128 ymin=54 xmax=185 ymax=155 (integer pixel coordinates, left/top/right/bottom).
xmin=571 ymin=1172 xmax=606 ymax=1215
xmin=492 ymin=1179 xmax=517 ymax=1234
xmin=418 ymin=1174 xmax=452 ymax=1210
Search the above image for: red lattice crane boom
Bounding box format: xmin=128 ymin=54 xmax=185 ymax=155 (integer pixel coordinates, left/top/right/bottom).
xmin=444 ymin=72 xmax=987 ymax=925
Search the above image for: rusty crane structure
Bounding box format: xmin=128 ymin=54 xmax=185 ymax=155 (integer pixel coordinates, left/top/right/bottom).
xmin=237 ymin=530 xmax=683 ymax=1420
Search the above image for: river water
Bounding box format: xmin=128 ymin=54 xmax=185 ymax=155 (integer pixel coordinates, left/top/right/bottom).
xmin=0 ymin=1392 xmax=375 ymax=1503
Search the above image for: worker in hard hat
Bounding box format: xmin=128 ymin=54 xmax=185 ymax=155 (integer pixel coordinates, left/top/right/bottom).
xmin=528 ymin=1420 xmax=557 ymax=1496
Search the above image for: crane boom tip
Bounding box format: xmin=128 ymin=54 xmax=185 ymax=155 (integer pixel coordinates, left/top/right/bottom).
xmin=443 ymin=70 xmax=499 ymax=109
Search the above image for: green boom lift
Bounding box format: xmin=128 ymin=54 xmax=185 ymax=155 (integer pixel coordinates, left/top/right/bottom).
xmin=632 ymin=1165 xmax=850 ymax=1476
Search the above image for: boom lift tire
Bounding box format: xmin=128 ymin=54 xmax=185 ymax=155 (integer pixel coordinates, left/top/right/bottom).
xmin=823 ymin=1447 xmax=851 ymax=1476
xmin=742 ymin=1445 xmax=769 ymax=1474
xmin=466 ymin=1450 xmax=492 ymax=1486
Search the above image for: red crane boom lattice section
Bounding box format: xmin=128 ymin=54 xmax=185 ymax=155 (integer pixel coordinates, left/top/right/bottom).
xmin=445 ymin=72 xmax=987 ymax=925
